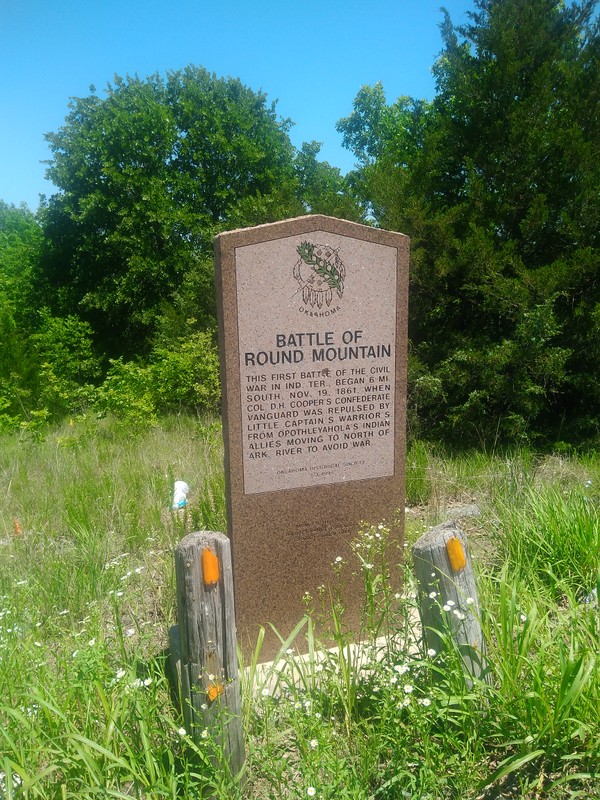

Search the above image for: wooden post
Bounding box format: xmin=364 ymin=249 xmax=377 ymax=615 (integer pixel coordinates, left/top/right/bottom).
xmin=412 ymin=521 xmax=487 ymax=683
xmin=174 ymin=531 xmax=245 ymax=783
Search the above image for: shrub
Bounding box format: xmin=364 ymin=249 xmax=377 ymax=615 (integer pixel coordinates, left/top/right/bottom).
xmin=150 ymin=330 xmax=221 ymax=414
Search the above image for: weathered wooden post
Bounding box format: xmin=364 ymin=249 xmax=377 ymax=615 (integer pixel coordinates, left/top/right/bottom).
xmin=173 ymin=531 xmax=245 ymax=782
xmin=412 ymin=521 xmax=487 ymax=683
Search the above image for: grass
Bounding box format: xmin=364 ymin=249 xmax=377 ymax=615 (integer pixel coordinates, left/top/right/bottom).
xmin=1 ymin=418 xmax=599 ymax=798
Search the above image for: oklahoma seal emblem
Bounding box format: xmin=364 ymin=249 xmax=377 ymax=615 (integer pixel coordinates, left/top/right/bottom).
xmin=293 ymin=241 xmax=346 ymax=309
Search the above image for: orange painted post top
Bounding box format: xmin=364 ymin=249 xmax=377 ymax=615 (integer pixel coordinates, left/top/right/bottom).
xmin=207 ymin=682 xmax=224 ymax=702
xmin=202 ymin=548 xmax=220 ymax=585
xmin=446 ymin=536 xmax=467 ymax=573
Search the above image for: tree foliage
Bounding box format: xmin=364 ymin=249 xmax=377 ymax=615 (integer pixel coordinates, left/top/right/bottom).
xmin=39 ymin=67 xmax=357 ymax=357
xmin=3 ymin=29 xmax=600 ymax=445
xmin=339 ymin=0 xmax=600 ymax=446
xmin=0 ymin=203 xmax=100 ymax=427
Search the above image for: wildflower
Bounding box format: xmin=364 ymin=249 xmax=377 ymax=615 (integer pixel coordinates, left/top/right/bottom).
xmin=520 ymin=613 xmax=527 ymax=622
xmin=88 ymin=638 xmax=96 ymax=647
xmin=446 ymin=599 xmax=455 ymax=607
xmin=177 ymin=727 xmax=187 ymax=737
xmin=428 ymin=591 xmax=437 ymax=599
xmin=261 ymin=687 xmax=270 ymax=697
xmin=116 ymin=669 xmax=126 ymax=680
xmin=363 ymin=563 xmax=374 ymax=570
xmin=201 ymin=728 xmax=209 ymax=739
xmin=466 ymin=597 xmax=475 ymax=605
xmin=143 ymin=677 xmax=152 ymax=686
xmin=404 ymin=684 xmax=414 ymax=694
xmin=309 ymin=738 xmax=319 ymax=749
xmin=427 ymin=648 xmax=437 ymax=657
xmin=307 ymin=788 xmax=317 ymax=797
xmin=442 ymin=604 xmax=451 ymax=612
xmin=419 ymin=697 xmax=432 ymax=706
xmin=453 ymin=610 xmax=466 ymax=620
xmin=394 ymin=663 xmax=410 ymax=675
xmin=200 ymin=703 xmax=208 ymax=711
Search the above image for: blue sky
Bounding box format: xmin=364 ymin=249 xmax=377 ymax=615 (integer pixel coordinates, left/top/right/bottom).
xmin=1 ymin=0 xmax=474 ymax=211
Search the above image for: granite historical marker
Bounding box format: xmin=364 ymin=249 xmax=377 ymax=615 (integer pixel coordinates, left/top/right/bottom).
xmin=215 ymin=215 xmax=409 ymax=659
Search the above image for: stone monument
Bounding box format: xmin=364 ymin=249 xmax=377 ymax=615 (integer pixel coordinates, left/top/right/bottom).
xmin=214 ymin=215 xmax=409 ymax=659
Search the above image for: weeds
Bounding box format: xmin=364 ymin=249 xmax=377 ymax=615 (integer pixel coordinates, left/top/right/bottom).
xmin=1 ymin=421 xmax=599 ymax=798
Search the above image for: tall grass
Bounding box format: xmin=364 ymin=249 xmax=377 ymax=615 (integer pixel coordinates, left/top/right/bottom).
xmin=1 ymin=421 xmax=599 ymax=798
xmin=494 ymin=485 xmax=600 ymax=595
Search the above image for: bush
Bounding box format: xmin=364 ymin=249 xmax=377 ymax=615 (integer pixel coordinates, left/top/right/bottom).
xmin=150 ymin=330 xmax=221 ymax=414
xmin=94 ymin=331 xmax=221 ymax=428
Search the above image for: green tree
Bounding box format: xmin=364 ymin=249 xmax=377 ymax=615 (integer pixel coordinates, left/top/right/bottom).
xmin=339 ymin=0 xmax=600 ymax=445
xmin=0 ymin=202 xmax=42 ymax=425
xmin=39 ymin=67 xmax=306 ymax=357
xmin=0 ymin=201 xmax=41 ymax=322
xmin=294 ymin=141 xmax=365 ymax=220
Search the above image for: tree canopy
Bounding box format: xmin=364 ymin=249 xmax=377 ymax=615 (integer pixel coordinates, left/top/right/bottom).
xmin=2 ymin=6 xmax=600 ymax=445
xmin=339 ymin=0 xmax=600 ymax=446
xmin=39 ymin=67 xmax=361 ymax=357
